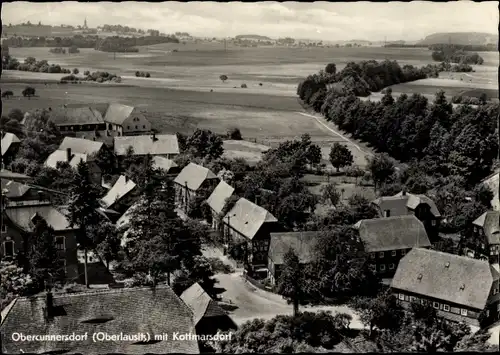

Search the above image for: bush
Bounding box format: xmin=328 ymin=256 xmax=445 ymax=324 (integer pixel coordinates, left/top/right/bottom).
xmin=241 ymin=83 xmax=247 ymax=88
xmin=22 ymin=86 xmax=35 ymax=97
xmin=1 ymin=90 xmax=14 ymax=98
xmin=145 ymin=72 xmax=150 ymax=78
xmin=227 ymin=127 xmax=242 ymax=140
xmin=60 ymin=74 xmax=79 ymax=82
xmin=72 ymin=68 xmax=79 ymax=75
xmin=83 ymin=70 xmax=90 ymax=75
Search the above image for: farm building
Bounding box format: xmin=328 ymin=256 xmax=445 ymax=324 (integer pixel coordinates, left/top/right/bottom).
xmin=465 ymin=211 xmax=500 ymax=264
xmin=0 ymin=286 xmax=200 ymax=354
xmin=352 ymin=215 xmax=431 ymax=277
xmin=113 ymin=133 xmax=179 ymax=159
xmin=391 ymin=248 xmax=500 ymax=327
xmin=152 ymin=156 xmax=180 ymax=174
xmin=1 ymin=132 xmax=21 ymax=167
xmin=100 ymin=175 xmax=138 ymax=214
xmin=206 ymin=180 xmax=235 ymax=230
xmin=267 ymin=231 xmax=320 ymax=286
xmin=103 ymin=103 xmax=152 ymax=136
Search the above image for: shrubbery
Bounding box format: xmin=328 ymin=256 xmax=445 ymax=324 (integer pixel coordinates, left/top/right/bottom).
xmin=2 ymin=55 xmax=71 ymax=73
xmin=431 ymin=46 xmax=484 ymax=65
xmin=135 ymin=71 xmax=151 ymax=78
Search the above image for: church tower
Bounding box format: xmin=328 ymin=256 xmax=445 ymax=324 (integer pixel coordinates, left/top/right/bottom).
xmin=84 ymin=17 xmax=88 ymax=29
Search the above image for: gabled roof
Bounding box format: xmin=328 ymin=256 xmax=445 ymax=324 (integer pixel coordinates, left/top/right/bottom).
xmin=352 ymin=215 xmax=431 ymax=252
xmin=206 ymin=181 xmax=235 ymax=214
xmin=48 ymin=106 xmax=105 ymax=125
xmin=1 ymin=180 xmax=31 ymax=199
xmin=5 ymin=205 xmax=76 ymax=232
xmin=116 ymin=200 xmax=141 ymax=230
xmin=103 ymin=103 xmax=135 ymax=125
xmin=114 ymin=134 xmax=179 ymax=156
xmin=45 ymin=149 xmax=88 ymax=169
xmin=391 ymin=248 xmax=495 ymax=310
xmin=473 ymin=211 xmax=500 ymax=245
xmin=100 ymin=175 xmax=137 ymax=209
xmin=180 ymin=283 xmax=228 ymax=325
xmin=1 ymin=132 xmax=20 ymax=156
xmin=0 ymin=169 xmax=31 ymax=182
xmin=372 ymin=192 xmax=441 ymax=218
xmin=173 ymin=163 xmax=217 ymax=191
xmin=59 ymin=136 xmax=104 ymax=155
xmin=0 ymin=286 xmax=199 ymax=354
xmin=269 ymin=231 xmax=320 ymax=265
xmin=152 ymin=156 xmax=178 ymax=172
xmin=224 ymin=197 xmax=278 ymax=240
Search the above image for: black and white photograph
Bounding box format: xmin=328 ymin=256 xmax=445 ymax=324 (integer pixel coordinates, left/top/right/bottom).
xmin=0 ymin=1 xmax=499 ymax=353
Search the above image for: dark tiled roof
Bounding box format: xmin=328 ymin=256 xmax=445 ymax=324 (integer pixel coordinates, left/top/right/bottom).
xmin=1 ymin=286 xmax=199 ymax=354
xmin=352 ymin=215 xmax=431 ymax=252
xmin=473 ymin=211 xmax=500 ymax=245
xmin=1 ymin=133 xmax=20 ymax=156
xmin=268 ymin=231 xmax=320 ymax=265
xmin=114 ymin=135 xmax=179 ymax=156
xmin=173 ymin=163 xmax=217 ymax=191
xmin=224 ymin=198 xmax=278 ymax=240
xmin=48 ymin=106 xmax=105 ymax=125
xmin=372 ymin=192 xmax=441 ymax=218
xmin=206 ymin=181 xmax=235 ymax=214
xmin=5 ymin=204 xmax=76 ymax=232
xmin=180 ymin=283 xmax=228 ymax=325
xmin=103 ymin=103 xmax=135 ymax=125
xmin=391 ymin=248 xmax=495 ymax=310
xmin=100 ymin=175 xmax=137 ymax=209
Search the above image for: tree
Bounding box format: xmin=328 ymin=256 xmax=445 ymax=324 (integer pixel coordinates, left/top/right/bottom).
xmin=72 ymin=68 xmax=79 ymax=74
xmin=84 ymin=70 xmax=90 ymax=75
xmin=66 ymin=161 xmax=103 ymax=287
xmin=367 ymin=153 xmax=395 ymax=190
xmin=172 ymin=255 xmax=218 ymax=298
xmin=219 ymin=74 xmax=228 ymax=83
xmin=277 ymin=249 xmax=305 ymax=317
xmin=1 ymin=261 xmax=35 ymax=306
xmin=93 ymin=222 xmax=121 ymax=270
xmin=227 ymin=127 xmax=242 ymax=140
xmin=325 ymin=63 xmax=337 ymax=75
xmin=186 ymin=128 xmax=224 ymax=160
xmin=320 ymin=182 xmax=341 ymax=206
xmin=329 ymin=143 xmax=354 ymax=172
xmin=22 ymin=86 xmax=36 ymax=98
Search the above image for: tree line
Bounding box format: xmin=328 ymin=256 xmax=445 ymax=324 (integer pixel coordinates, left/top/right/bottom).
xmin=2 ymin=55 xmax=71 ymax=73
xmin=431 ymin=46 xmax=484 ymax=65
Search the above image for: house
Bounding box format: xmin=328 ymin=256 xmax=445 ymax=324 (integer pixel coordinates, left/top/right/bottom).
xmin=481 ymin=170 xmax=499 ymax=212
xmin=114 ymin=133 xmax=179 ymax=159
xmin=391 ymin=248 xmax=500 ymax=326
xmin=180 ymin=282 xmax=237 ymax=338
xmin=1 ymin=180 xmax=52 ymax=206
xmin=1 ymin=202 xmax=79 ymax=281
xmin=173 ymin=163 xmax=218 ymax=214
xmin=44 ymin=137 xmax=104 ymax=184
xmin=46 ymin=106 xmax=108 ymax=135
xmin=1 ymin=132 xmax=21 ymax=166
xmin=352 ymin=215 xmax=431 ymax=276
xmin=103 ymin=103 xmax=152 ymax=136
xmin=0 ymin=286 xmax=200 ymax=354
xmin=267 ymin=231 xmax=319 ymax=286
xmin=100 ymin=175 xmax=138 ymax=214
xmin=466 ymin=211 xmax=500 ymax=264
xmin=222 ymin=197 xmax=280 ymax=276
xmin=152 ymin=156 xmax=180 ymax=174
xmin=372 ymin=190 xmax=441 ymax=242
xmin=206 ymin=180 xmax=235 ymax=230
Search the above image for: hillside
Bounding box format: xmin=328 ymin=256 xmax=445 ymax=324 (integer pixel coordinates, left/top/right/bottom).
xmin=1 ymin=24 xmax=76 ymax=37
xmin=418 ymin=32 xmax=498 ymax=46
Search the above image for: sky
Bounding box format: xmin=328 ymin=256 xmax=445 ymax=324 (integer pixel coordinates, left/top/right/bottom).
xmin=2 ymin=1 xmax=498 ymax=41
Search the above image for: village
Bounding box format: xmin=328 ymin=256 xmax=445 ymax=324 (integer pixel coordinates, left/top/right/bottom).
xmin=0 ymin=99 xmax=499 ymax=353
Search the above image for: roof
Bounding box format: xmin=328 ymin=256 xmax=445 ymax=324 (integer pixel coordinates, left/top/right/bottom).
xmin=391 ymin=248 xmax=495 ymax=310
xmin=152 ymin=156 xmax=178 ymax=172
xmin=482 ymin=172 xmax=499 ymax=212
xmin=1 ymin=180 xmax=31 ymax=199
xmin=5 ymin=205 xmax=76 ymax=232
xmin=114 ymin=134 xmax=179 ymax=156
xmin=352 ymin=215 xmax=431 ymax=252
xmin=0 ymin=169 xmax=31 ymax=182
xmin=180 ymin=283 xmax=228 ymax=325
xmin=45 ymin=149 xmax=89 ymax=169
xmin=173 ymin=163 xmax=217 ymax=191
xmin=206 ymin=181 xmax=235 ymax=214
xmin=268 ymin=231 xmax=320 ymax=265
xmin=1 ymin=286 xmax=199 ymax=354
xmin=116 ymin=201 xmax=141 ymax=230
xmin=100 ymin=175 xmax=137 ymax=209
xmin=372 ymin=192 xmax=441 ymax=218
xmin=48 ymin=106 xmax=105 ymax=125
xmin=473 ymin=211 xmax=500 ymax=245
xmin=103 ymin=103 xmax=135 ymax=125
xmin=59 ymin=136 xmax=104 ymax=155
xmin=224 ymin=197 xmax=278 ymax=240
xmin=1 ymin=132 xmax=20 ymax=156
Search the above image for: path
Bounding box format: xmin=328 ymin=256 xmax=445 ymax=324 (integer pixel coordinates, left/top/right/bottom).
xmin=296 ymin=111 xmax=374 ymax=157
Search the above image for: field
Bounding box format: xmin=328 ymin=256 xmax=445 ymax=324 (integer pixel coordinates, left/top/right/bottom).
xmin=2 ymin=45 xmax=497 ymax=169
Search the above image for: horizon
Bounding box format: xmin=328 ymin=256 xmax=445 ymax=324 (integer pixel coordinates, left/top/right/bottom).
xmin=1 ymin=1 xmax=498 ymax=42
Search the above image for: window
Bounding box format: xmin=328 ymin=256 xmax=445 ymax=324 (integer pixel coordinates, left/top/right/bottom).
xmin=379 ymin=264 xmax=386 ymax=271
xmin=135 ymin=125 xmax=138 ymax=129
xmin=127 ymin=126 xmax=130 ymax=129
xmin=460 ymin=309 xmax=468 ymax=316
xmin=401 ymin=249 xmax=406 ymax=256
xmin=389 ymin=263 xmax=395 ymax=270
xmin=404 ymin=295 xmax=410 ymax=301
xmin=4 ymin=241 xmax=14 ymax=257
xmin=443 ymin=304 xmax=450 ymax=312
xmin=494 ymin=289 xmax=499 ymax=295
xmin=421 ymin=299 xmax=427 ymax=305
xmin=433 ymin=302 xmax=439 ymax=309
xmin=410 ymin=296 xmax=415 ymax=303
xmin=399 ymin=294 xmax=404 ymax=300
xmin=391 ymin=250 xmax=397 ymax=256
xmin=384 ymin=210 xmax=391 ymax=217
xmin=143 ymin=125 xmax=146 ymax=129
xmin=1 ymin=225 xmax=6 ymax=233
xmin=481 ymin=243 xmax=485 ymax=249
xmin=55 ymin=236 xmax=65 ymax=251
xmin=431 ymin=220 xmax=436 ymax=226
xmin=370 ymin=253 xmax=375 ymax=259
xmin=379 ymin=251 xmax=384 ymax=258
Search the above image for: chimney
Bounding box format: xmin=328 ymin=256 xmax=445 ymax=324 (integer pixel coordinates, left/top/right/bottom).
xmin=124 ymin=175 xmax=128 ymax=183
xmin=45 ymin=291 xmax=54 ymax=320
xmin=66 ymin=148 xmax=72 ymax=162
xmin=402 ymin=188 xmax=407 ymax=196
